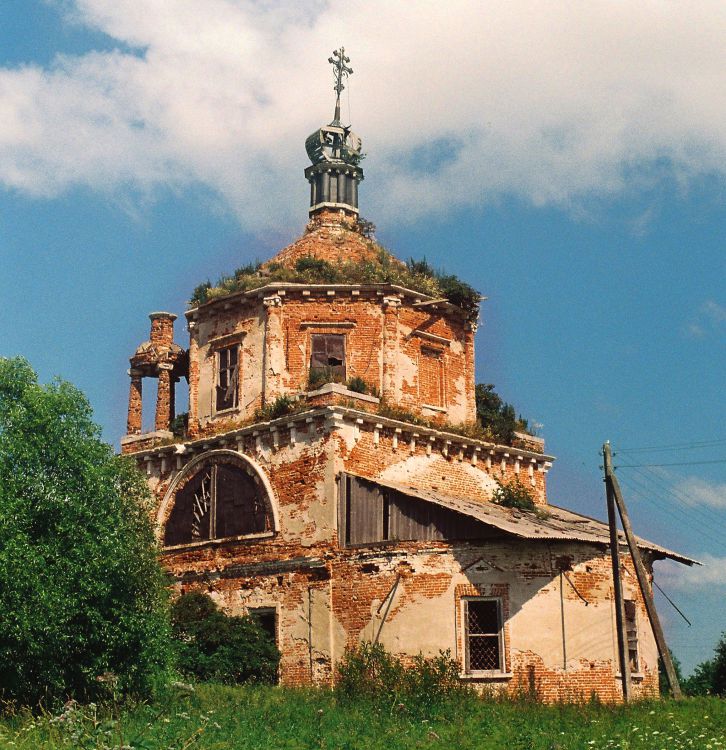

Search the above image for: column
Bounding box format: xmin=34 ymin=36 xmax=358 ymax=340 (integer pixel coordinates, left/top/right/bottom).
xmin=126 ymin=369 xmax=143 ymax=434
xmin=263 ymin=295 xmax=284 ymax=405
xmin=155 ymin=362 xmax=174 ymax=432
xmin=381 ymin=296 xmax=401 ymax=403
xmin=464 ymin=322 xmax=478 ymax=422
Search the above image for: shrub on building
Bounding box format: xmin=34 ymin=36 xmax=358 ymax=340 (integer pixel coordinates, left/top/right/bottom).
xmin=171 ymin=592 xmax=279 ymax=685
xmin=492 ymin=479 xmax=538 ymax=512
xmin=0 ymin=357 xmax=172 ymax=708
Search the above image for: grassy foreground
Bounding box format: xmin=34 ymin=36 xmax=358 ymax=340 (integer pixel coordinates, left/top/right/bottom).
xmin=0 ymin=684 xmax=724 ymax=750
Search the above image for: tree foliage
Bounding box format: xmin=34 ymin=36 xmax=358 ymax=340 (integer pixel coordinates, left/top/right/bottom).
xmin=0 ymin=357 xmax=171 ymax=707
xmin=475 ymin=383 xmax=530 ymax=444
xmin=171 ymin=592 xmax=279 ymax=684
xmin=679 ymin=632 xmax=726 ymax=696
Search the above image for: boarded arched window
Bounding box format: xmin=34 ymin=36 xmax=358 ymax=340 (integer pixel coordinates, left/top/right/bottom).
xmin=164 ymin=462 xmax=272 ymax=546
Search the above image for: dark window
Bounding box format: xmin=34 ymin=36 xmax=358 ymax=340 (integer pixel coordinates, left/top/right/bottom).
xmin=165 ymin=463 xmax=271 ymax=546
xmin=216 ymin=345 xmax=239 ymax=411
xmin=310 ymin=334 xmax=346 ymax=383
xmin=624 ymin=600 xmax=639 ymax=672
xmin=465 ymin=599 xmax=503 ymax=672
xmin=250 ymin=607 xmax=277 ymax=642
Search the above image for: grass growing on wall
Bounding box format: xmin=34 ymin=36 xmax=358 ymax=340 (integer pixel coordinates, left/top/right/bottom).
xmin=1 ymin=683 xmax=724 ymax=750
xmin=189 ymin=251 xmax=481 ymax=321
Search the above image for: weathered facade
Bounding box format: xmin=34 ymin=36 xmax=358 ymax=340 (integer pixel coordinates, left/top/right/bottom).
xmin=120 ymin=55 xmax=693 ymax=701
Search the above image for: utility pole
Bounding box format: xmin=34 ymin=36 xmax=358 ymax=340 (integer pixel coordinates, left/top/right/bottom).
xmin=603 ymin=441 xmax=683 ymax=699
xmin=603 ymin=441 xmax=632 ymax=702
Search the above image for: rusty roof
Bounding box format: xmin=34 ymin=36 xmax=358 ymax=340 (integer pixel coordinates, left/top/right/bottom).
xmin=350 ymin=474 xmax=698 ymax=566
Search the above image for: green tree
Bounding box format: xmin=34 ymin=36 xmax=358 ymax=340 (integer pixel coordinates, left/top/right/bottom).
xmin=171 ymin=592 xmax=280 ymax=684
xmin=683 ymin=658 xmax=716 ymax=696
xmin=711 ymin=632 xmax=726 ymax=695
xmin=475 ymin=383 xmax=529 ymax=444
xmin=0 ymin=358 xmax=171 ymax=707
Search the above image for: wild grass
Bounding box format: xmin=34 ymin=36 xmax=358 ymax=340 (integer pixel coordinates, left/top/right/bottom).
xmin=1 ymin=683 xmax=724 ymax=750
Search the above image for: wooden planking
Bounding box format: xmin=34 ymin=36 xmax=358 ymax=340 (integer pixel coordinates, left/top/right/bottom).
xmin=340 ymin=474 xmax=500 ymax=546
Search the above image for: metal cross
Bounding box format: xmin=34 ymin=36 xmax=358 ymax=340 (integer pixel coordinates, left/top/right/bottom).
xmin=328 ymin=47 xmax=352 ymax=124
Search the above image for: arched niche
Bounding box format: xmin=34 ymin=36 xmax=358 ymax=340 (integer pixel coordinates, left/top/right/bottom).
xmin=158 ymin=449 xmax=279 ymax=548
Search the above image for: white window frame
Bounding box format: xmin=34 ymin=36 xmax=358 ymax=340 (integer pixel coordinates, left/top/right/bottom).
xmin=462 ymin=596 xmax=506 ymax=675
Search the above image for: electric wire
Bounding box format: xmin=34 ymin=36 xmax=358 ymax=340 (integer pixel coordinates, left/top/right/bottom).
xmin=616 ymin=458 xmax=726 ymax=468
xmin=622 ymin=464 xmax=726 ymax=533
xmin=614 ymin=438 xmax=726 ymax=454
xmin=616 ymin=474 xmax=724 ymax=549
xmin=614 ymin=458 xmax=726 ymax=531
xmin=616 ymin=471 xmax=726 ymax=538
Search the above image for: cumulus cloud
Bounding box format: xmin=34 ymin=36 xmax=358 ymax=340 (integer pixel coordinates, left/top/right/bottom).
xmin=658 ymin=555 xmax=726 ymax=591
xmin=4 ymin=1 xmax=726 ymax=231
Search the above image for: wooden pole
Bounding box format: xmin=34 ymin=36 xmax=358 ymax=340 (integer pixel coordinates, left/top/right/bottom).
xmin=603 ymin=442 xmax=632 ymax=702
xmin=603 ymin=442 xmax=683 ymax=699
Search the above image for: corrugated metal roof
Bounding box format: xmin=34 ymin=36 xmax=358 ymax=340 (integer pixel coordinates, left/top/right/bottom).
xmin=349 ymin=474 xmax=698 ymax=566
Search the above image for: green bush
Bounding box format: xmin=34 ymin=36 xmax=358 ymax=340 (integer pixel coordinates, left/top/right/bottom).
xmin=492 ymin=479 xmax=538 ymax=512
xmin=171 ymin=592 xmax=279 ymax=685
xmin=0 ymin=357 xmax=172 ymax=707
xmin=345 ymin=376 xmax=369 ymax=394
xmin=253 ymin=395 xmax=297 ymax=422
xmin=335 ymin=642 xmax=468 ymax=716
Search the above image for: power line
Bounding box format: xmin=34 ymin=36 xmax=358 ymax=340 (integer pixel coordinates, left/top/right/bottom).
xmin=614 ymin=438 xmax=726 ymax=454
xmin=616 ymin=474 xmax=724 ymax=549
xmin=624 ymin=465 xmax=726 ymax=532
xmin=616 ymin=458 xmax=726 ymax=468
xmin=630 ymin=472 xmax=726 ymax=533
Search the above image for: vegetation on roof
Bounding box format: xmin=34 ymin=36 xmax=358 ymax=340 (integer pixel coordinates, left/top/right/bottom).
xmin=189 ymin=248 xmax=481 ymax=320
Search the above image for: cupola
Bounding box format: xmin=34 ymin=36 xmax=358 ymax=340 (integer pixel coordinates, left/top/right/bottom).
xmin=305 ymin=47 xmax=364 ymax=218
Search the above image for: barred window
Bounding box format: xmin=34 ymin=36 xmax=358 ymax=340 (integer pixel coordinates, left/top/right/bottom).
xmin=216 ymin=345 xmax=239 ymax=412
xmin=624 ymin=600 xmax=639 ymax=673
xmin=464 ymin=598 xmax=504 ymax=673
xmin=164 ymin=463 xmax=271 ymax=547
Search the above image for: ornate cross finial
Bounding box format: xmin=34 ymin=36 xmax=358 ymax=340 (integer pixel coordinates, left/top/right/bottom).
xmin=328 ymin=47 xmax=352 ymax=125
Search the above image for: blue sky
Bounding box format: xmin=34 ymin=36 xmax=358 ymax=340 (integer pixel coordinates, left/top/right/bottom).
xmin=1 ymin=1 xmax=724 ymax=675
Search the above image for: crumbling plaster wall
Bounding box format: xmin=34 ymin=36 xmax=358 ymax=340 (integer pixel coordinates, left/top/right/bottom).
xmin=329 ymin=541 xmax=658 ymax=701
xmin=187 ymin=288 xmax=475 ymax=438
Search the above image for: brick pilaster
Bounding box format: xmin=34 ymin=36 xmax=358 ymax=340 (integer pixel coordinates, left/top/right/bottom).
xmin=381 ymin=296 xmax=401 ymax=403
xmin=155 ymin=363 xmax=174 ymax=431
xmin=263 ymin=295 xmax=284 ymax=405
xmin=464 ymin=322 xmax=477 ymax=422
xmin=126 ymin=368 xmax=143 ymax=434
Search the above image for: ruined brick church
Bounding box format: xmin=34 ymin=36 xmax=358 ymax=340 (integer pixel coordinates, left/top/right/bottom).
xmin=121 ymin=52 xmax=693 ymax=700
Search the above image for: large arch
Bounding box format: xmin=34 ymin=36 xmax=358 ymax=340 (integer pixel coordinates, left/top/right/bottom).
xmin=157 ymin=449 xmax=280 ymax=546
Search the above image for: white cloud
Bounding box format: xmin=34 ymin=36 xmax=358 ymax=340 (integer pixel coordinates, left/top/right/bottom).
xmin=683 ymin=300 xmax=726 ymax=338
xmin=675 ymin=476 xmax=726 ymax=509
xmin=657 ymin=555 xmax=726 ymax=591
xmin=4 ymin=1 xmax=726 ymax=230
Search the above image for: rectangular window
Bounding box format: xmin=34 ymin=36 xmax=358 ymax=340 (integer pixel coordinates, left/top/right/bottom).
xmin=419 ymin=346 xmax=443 ymax=407
xmin=624 ymin=600 xmax=639 ymax=672
xmin=310 ymin=334 xmax=346 ymax=385
xmin=216 ymin=345 xmax=239 ymax=412
xmin=464 ymin=598 xmax=504 ymax=673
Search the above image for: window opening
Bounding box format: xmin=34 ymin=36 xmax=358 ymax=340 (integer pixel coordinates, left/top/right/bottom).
xmin=465 ymin=599 xmax=503 ymax=672
xmin=310 ymin=334 xmax=346 ymax=383
xmin=165 ymin=463 xmax=271 ymax=546
xmin=216 ymin=345 xmax=239 ymax=412
xmin=624 ymin=600 xmax=639 ymax=672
